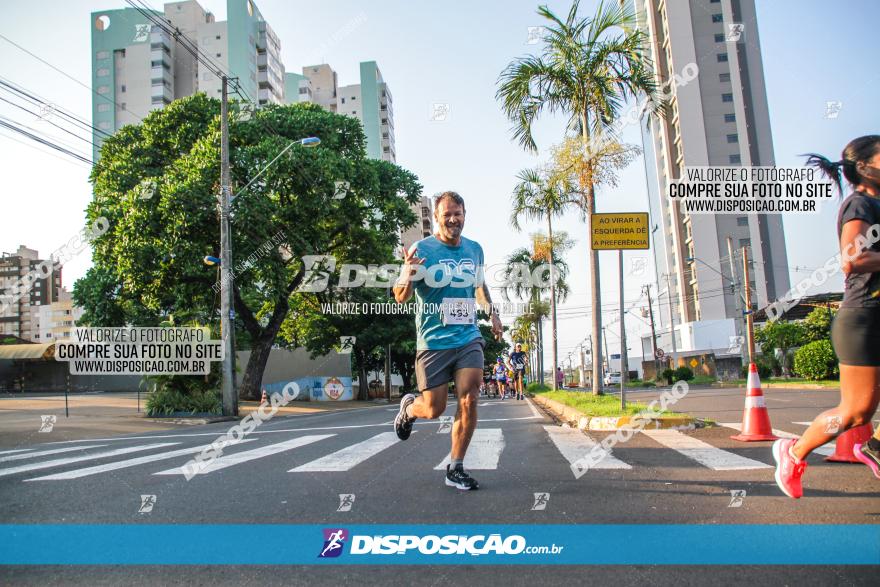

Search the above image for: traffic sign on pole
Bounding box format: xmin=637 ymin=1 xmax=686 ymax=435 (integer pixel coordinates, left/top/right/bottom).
xmin=590 ymin=212 xmax=650 ymax=250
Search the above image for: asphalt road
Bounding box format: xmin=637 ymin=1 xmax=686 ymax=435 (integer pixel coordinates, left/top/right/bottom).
xmin=1 ymin=387 xmax=877 ymax=585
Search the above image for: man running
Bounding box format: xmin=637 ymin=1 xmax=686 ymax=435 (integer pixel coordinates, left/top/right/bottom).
xmin=509 ymin=343 xmax=527 ymax=400
xmin=392 ymin=191 xmax=503 ymax=491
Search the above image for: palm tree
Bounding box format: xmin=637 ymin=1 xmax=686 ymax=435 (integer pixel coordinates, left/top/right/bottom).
xmin=510 ymin=168 xmax=575 ymax=390
xmin=497 ymin=0 xmax=659 ymax=394
xmin=500 ymin=237 xmax=570 ymax=388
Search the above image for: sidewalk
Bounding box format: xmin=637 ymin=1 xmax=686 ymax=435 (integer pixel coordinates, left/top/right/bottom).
xmin=0 ymin=392 xmax=392 ymax=449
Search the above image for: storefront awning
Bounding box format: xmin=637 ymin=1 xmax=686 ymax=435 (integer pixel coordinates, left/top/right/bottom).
xmin=0 ymin=344 xmax=55 ymax=360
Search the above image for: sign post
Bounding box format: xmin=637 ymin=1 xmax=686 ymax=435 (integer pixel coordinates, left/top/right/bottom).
xmin=590 ymin=212 xmax=649 ymax=410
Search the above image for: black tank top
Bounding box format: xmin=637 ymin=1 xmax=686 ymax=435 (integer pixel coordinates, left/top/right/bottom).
xmin=837 ymin=190 xmax=880 ymax=308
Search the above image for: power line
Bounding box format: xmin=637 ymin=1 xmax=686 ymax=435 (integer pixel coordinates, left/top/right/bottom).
xmin=0 ymin=117 xmax=93 ymax=165
xmin=0 ymin=95 xmax=99 ymax=149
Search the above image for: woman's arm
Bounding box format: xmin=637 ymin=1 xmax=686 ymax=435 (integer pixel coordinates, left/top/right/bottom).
xmin=840 ymin=220 xmax=880 ymax=275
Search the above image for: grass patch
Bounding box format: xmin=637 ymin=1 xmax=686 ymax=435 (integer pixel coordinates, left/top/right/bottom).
xmin=691 ymin=375 xmax=717 ymax=385
xmin=624 ymin=379 xmax=655 ymax=388
xmin=536 ymin=390 xmax=686 ymax=418
xmin=728 ymin=377 xmax=840 ymax=388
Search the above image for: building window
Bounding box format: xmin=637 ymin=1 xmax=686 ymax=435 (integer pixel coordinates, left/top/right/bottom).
xmin=739 ymin=238 xmax=751 ymax=248
xmin=711 ymin=0 xmax=720 ymax=3
xmin=352 ymin=110 xmax=356 ymax=114
xmin=714 ymin=33 xmax=724 ymax=42
xmin=351 ymin=96 xmax=356 ymax=100
xmin=97 ymin=68 xmax=110 ymax=77
xmin=737 ymin=216 xmax=749 ymax=226
xmin=722 ymin=93 xmax=733 ymax=102
xmin=97 ymin=103 xmax=111 ymax=112
xmin=340 ymin=97 xmax=345 ymax=104
xmin=717 ymin=53 xmax=728 ymax=62
xmin=730 ymin=154 xmax=742 ymax=164
xmin=727 ymin=133 xmax=738 ymax=143
xmin=97 ymin=85 xmax=109 ymax=95
xmin=724 ymin=113 xmax=736 ymax=123
xmin=98 ymin=121 xmax=111 ymax=130
xmin=216 ymin=53 xmax=221 ymax=58
xmin=120 ymin=84 xmax=126 ymax=92
xmin=712 ymin=13 xmax=723 ymax=22
xmin=720 ymin=72 xmax=731 ymax=82
xmin=216 ymin=34 xmax=221 ymax=40
xmin=96 ymin=50 xmax=110 ymax=60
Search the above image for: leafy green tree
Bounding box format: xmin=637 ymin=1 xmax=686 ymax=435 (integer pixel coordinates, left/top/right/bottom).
xmin=498 ymin=0 xmax=660 ymax=393
xmin=77 ymin=94 xmax=421 ymax=400
xmin=755 ymin=320 xmax=805 ymax=377
xmin=802 ymin=306 xmax=836 ymax=343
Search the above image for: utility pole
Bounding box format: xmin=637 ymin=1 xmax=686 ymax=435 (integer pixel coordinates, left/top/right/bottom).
xmin=618 ymin=250 xmax=628 ymax=409
xmin=644 ymin=284 xmax=659 ymax=378
xmin=385 ymin=284 xmax=392 ymax=402
xmin=587 ymin=335 xmax=594 ymax=391
xmin=664 ymin=272 xmax=678 ymax=370
xmin=601 ymin=326 xmax=610 ymax=374
xmin=726 ymin=236 xmax=748 ymax=367
xmin=742 ymin=246 xmax=756 ymax=364
xmin=579 ymin=344 xmax=586 ymax=388
xmin=219 ymin=76 xmax=237 ymax=417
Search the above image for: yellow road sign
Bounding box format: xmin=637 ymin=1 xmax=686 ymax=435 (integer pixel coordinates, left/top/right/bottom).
xmin=591 ymin=212 xmax=650 ymax=250
xmin=689 ymin=358 xmax=699 ymax=369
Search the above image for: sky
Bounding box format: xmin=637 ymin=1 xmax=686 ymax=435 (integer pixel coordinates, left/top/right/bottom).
xmin=1 ymin=0 xmax=877 ymax=369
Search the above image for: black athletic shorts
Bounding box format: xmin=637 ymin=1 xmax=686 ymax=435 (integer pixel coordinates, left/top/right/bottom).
xmin=831 ymin=307 xmax=880 ymax=367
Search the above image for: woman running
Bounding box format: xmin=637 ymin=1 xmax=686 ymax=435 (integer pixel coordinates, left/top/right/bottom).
xmin=773 ymin=135 xmax=880 ymax=498
xmin=493 ymin=357 xmax=508 ymax=400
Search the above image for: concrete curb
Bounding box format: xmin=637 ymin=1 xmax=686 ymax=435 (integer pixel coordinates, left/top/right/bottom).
xmin=532 ymin=395 xmax=695 ymax=431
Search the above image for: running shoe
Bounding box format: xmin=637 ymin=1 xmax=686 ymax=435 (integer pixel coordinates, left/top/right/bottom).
xmin=394 ymin=394 xmax=416 ymax=441
xmin=772 ymin=438 xmax=807 ymax=499
xmin=445 ymin=464 xmax=479 ymax=490
xmin=853 ymin=442 xmax=880 ymax=479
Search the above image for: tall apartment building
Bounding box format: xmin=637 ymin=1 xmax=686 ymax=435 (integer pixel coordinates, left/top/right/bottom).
xmin=38 ymin=288 xmax=83 ymax=343
xmin=0 ymin=246 xmax=62 ymax=342
xmin=632 ymin=0 xmax=790 ymax=355
xmin=293 ymin=62 xmax=427 ymax=250
xmin=90 ymin=0 xmax=285 ymax=160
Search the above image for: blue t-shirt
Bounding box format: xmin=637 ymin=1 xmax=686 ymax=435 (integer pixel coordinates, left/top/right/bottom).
xmin=411 ymin=235 xmax=484 ymax=350
xmin=509 ymin=351 xmax=526 ymax=372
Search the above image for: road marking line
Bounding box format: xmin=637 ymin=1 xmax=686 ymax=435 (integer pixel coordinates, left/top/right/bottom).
xmin=434 ymin=429 xmax=504 ymax=470
xmin=0 ymin=444 xmax=108 ymax=463
xmin=153 ymin=435 xmax=334 ymax=476
xmin=24 ymin=440 xmax=258 ymax=481
xmin=290 ymin=432 xmax=404 ymax=472
xmin=525 ymin=398 xmax=542 ymax=419
xmin=641 ymin=430 xmax=771 ymax=470
xmin=544 ymin=425 xmax=631 ymax=472
xmin=720 ymin=423 xmax=834 ymax=456
xmin=0 ymin=448 xmax=36 ymax=456
xmin=0 ymin=443 xmax=179 ymax=478
xmin=792 ymin=422 xmax=812 ymax=426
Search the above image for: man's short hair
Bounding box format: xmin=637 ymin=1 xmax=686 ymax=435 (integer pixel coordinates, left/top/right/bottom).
xmin=433 ymin=191 xmax=465 ymax=213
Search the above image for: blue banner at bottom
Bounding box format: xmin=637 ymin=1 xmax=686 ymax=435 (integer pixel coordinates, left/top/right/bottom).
xmin=0 ymin=525 xmax=878 ymax=565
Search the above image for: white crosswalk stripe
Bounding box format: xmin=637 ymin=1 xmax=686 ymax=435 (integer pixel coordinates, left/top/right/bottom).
xmin=434 ymin=428 xmax=504 ymax=470
xmin=0 ymin=443 xmax=179 ymax=478
xmin=543 ymin=425 xmax=631 ymax=473
xmin=290 ymin=432 xmax=404 ymax=472
xmin=0 ymin=444 xmax=108 ymax=463
xmin=641 ymin=430 xmax=771 ymax=470
xmin=24 ymin=440 xmax=258 ymax=481
xmin=720 ymin=423 xmax=834 ymax=457
xmin=0 ymin=448 xmax=35 ymax=456
xmin=153 ymin=435 xmax=334 ymax=476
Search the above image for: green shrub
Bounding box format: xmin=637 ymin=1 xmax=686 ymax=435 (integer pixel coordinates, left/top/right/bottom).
xmin=673 ymin=366 xmax=694 ymax=382
xmin=526 ymin=382 xmax=551 ymax=393
xmin=660 ymin=368 xmax=675 ymax=385
xmin=146 ymin=386 xmax=221 ymax=416
xmin=793 ymin=340 xmax=839 ymax=381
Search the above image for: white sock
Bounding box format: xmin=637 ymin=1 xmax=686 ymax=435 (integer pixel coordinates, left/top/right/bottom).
xmin=405 ymin=404 xmax=414 ymax=419
xmin=788 ymin=446 xmax=802 ymax=463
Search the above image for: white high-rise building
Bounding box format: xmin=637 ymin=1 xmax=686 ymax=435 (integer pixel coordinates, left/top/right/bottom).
xmin=632 ymin=0 xmax=790 ymax=356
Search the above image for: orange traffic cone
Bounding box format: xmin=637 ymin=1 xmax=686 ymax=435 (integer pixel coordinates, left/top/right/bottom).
xmin=730 ymin=363 xmax=778 ymax=442
xmin=826 ymin=422 xmax=874 ymax=463
xmin=260 ymin=389 xmax=268 ymax=406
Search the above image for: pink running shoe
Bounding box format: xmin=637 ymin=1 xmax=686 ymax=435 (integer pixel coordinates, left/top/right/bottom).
xmin=853 ymin=442 xmax=880 ymax=480
xmin=772 ymin=438 xmax=807 ymax=499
